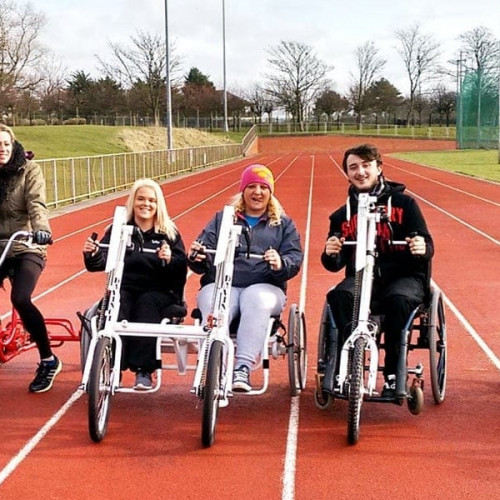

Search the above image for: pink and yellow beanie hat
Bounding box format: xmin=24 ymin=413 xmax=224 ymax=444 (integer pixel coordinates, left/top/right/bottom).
xmin=239 ymin=164 xmax=275 ymax=193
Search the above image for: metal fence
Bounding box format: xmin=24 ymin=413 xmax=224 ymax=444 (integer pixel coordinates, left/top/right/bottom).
xmin=256 ymin=121 xmax=455 ymax=139
xmin=38 ymin=142 xmax=245 ymax=209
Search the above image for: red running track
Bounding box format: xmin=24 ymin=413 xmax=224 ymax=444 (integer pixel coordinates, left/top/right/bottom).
xmin=0 ymin=136 xmax=499 ymax=499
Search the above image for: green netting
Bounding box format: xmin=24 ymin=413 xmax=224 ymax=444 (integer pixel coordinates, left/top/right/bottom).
xmin=457 ymin=68 xmax=499 ymax=149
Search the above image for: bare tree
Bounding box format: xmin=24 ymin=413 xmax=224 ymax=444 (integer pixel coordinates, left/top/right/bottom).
xmin=459 ymin=26 xmax=499 ymax=75
xmin=429 ymin=84 xmax=456 ymax=127
xmin=245 ymin=84 xmax=267 ymax=123
xmin=314 ymin=88 xmax=349 ymax=122
xmin=348 ymin=41 xmax=386 ymax=127
xmin=36 ymin=55 xmax=67 ymax=123
xmin=458 ymin=26 xmax=499 ymax=144
xmin=394 ymin=23 xmax=440 ymax=125
xmin=0 ymin=0 xmax=47 ymax=113
xmin=264 ymin=41 xmax=330 ymax=127
xmin=98 ymin=31 xmax=181 ymax=126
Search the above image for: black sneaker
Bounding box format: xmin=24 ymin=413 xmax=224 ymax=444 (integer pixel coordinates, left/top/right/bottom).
xmin=381 ymin=374 xmax=396 ymax=398
xmin=232 ymin=365 xmax=252 ymax=392
xmin=29 ymin=356 xmax=62 ymax=393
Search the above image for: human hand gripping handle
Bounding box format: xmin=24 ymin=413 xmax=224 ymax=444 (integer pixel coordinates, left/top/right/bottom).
xmin=83 ymin=232 xmax=99 ymax=258
xmin=158 ymin=239 xmax=170 ymax=267
xmin=325 ymin=232 xmax=345 ymax=256
xmin=188 ymin=240 xmax=207 ymax=262
xmin=33 ymin=230 xmax=53 ymax=246
xmin=264 ymin=246 xmax=282 ymax=271
xmin=405 ymin=231 xmax=426 ymax=256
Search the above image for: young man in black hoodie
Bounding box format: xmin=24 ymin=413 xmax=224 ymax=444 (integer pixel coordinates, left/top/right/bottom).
xmin=320 ymin=143 xmax=434 ymax=397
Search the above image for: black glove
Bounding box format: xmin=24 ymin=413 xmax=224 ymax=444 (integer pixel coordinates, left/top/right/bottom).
xmin=33 ymin=230 xmax=52 ymax=245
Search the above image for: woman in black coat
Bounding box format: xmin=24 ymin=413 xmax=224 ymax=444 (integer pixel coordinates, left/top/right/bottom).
xmin=83 ymin=178 xmax=187 ymax=390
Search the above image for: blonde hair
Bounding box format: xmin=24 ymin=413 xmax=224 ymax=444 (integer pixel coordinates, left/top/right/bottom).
xmin=125 ymin=178 xmax=178 ymax=240
xmin=0 ymin=124 xmax=16 ymax=141
xmin=229 ymin=192 xmax=284 ymax=226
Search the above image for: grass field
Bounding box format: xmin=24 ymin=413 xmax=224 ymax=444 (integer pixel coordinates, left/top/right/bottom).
xmin=391 ymin=150 xmax=500 ymax=183
xmin=13 ymin=125 xmax=128 ymax=159
xmin=12 ymin=125 xmax=239 ymax=159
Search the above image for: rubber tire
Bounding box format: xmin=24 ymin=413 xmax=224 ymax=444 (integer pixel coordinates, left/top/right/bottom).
xmin=407 ymin=385 xmax=424 ymax=415
xmin=347 ymin=337 xmax=366 ymax=445
xmin=88 ymin=336 xmax=113 ymax=443
xmin=314 ymin=388 xmax=332 ymax=410
xmin=287 ymin=304 xmax=307 ymax=396
xmin=201 ymin=340 xmax=223 ymax=448
xmin=429 ymin=292 xmax=447 ymax=404
xmin=314 ymin=303 xmax=332 ymax=409
xmin=298 ymin=310 xmax=307 ymax=390
xmin=79 ymin=302 xmax=100 ymax=373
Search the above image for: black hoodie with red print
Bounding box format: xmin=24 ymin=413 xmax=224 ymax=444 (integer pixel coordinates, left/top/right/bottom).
xmin=321 ymin=179 xmax=434 ymax=285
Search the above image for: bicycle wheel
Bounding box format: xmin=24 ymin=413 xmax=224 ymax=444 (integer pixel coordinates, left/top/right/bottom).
xmin=287 ymin=304 xmax=307 ymax=396
xmin=88 ymin=336 xmax=114 ymax=443
xmin=429 ymin=290 xmax=447 ymax=404
xmin=315 ymin=302 xmax=336 ymax=409
xmin=201 ymin=340 xmax=224 ymax=448
xmin=79 ymin=301 xmax=100 ymax=373
xmin=347 ymin=337 xmax=366 ymax=445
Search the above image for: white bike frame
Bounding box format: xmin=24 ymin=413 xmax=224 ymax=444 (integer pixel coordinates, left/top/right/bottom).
xmin=80 ymin=205 xmax=241 ymax=406
xmin=336 ymin=194 xmax=381 ymax=396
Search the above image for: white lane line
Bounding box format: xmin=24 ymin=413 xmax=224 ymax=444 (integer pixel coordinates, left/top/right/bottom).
xmin=0 ymin=158 xmax=299 ymax=481
xmin=0 ymin=389 xmax=84 ymax=485
xmin=440 ymin=289 xmax=500 ymax=371
xmin=387 ymin=162 xmax=500 ymax=208
xmin=1 ymin=269 xmax=88 ymax=321
xmin=407 ymin=190 xmax=500 ymax=246
xmin=282 ymin=397 xmax=301 ymax=500
xmin=282 ymin=158 xmax=314 ymax=500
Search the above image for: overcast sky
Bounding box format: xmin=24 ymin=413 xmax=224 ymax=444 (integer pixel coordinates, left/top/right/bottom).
xmin=40 ymin=0 xmax=499 ymax=96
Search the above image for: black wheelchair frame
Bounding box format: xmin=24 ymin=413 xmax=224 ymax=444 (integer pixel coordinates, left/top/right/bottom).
xmin=314 ymin=193 xmax=447 ymax=444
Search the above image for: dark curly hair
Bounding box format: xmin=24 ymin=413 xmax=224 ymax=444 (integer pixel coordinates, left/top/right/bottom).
xmin=341 ymin=143 xmax=383 ymax=173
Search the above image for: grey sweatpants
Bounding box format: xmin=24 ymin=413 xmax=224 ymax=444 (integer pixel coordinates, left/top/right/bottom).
xmin=196 ymin=282 xmax=286 ymax=369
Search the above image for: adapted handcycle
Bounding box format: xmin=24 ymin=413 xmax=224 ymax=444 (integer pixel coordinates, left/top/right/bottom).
xmin=79 ymin=205 xmax=306 ymax=446
xmin=0 ymin=231 xmax=78 ymax=365
xmin=314 ymin=193 xmax=447 ymax=444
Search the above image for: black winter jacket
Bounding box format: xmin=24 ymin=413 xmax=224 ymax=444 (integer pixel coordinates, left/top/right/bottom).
xmin=84 ymin=224 xmax=187 ymax=302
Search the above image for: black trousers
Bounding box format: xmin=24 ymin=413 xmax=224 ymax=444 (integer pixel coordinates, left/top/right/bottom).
xmin=327 ymin=276 xmax=425 ymax=376
xmin=118 ymin=289 xmax=176 ymax=373
xmin=2 ymin=254 xmax=52 ymax=359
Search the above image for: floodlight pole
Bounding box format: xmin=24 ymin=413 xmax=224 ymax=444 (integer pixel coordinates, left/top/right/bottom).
xmin=222 ymin=0 xmax=229 ymax=133
xmin=164 ymin=0 xmax=173 ymax=150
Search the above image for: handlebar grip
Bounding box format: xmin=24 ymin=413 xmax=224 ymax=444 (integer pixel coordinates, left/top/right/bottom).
xmin=160 ymin=239 xmax=167 ymax=267
xmin=84 ymin=232 xmax=99 ymax=258
xmin=188 ymin=240 xmax=204 ymax=261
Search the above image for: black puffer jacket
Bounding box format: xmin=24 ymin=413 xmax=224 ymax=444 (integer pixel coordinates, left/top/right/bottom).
xmin=84 ymin=224 xmax=188 ymax=302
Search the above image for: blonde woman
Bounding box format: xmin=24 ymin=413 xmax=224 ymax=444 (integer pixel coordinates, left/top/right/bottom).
xmin=83 ymin=179 xmax=187 ymax=389
xmin=188 ymin=165 xmax=303 ymax=392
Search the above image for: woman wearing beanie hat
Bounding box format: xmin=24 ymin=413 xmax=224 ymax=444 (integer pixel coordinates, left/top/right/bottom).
xmin=188 ymin=163 xmax=303 ymax=392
